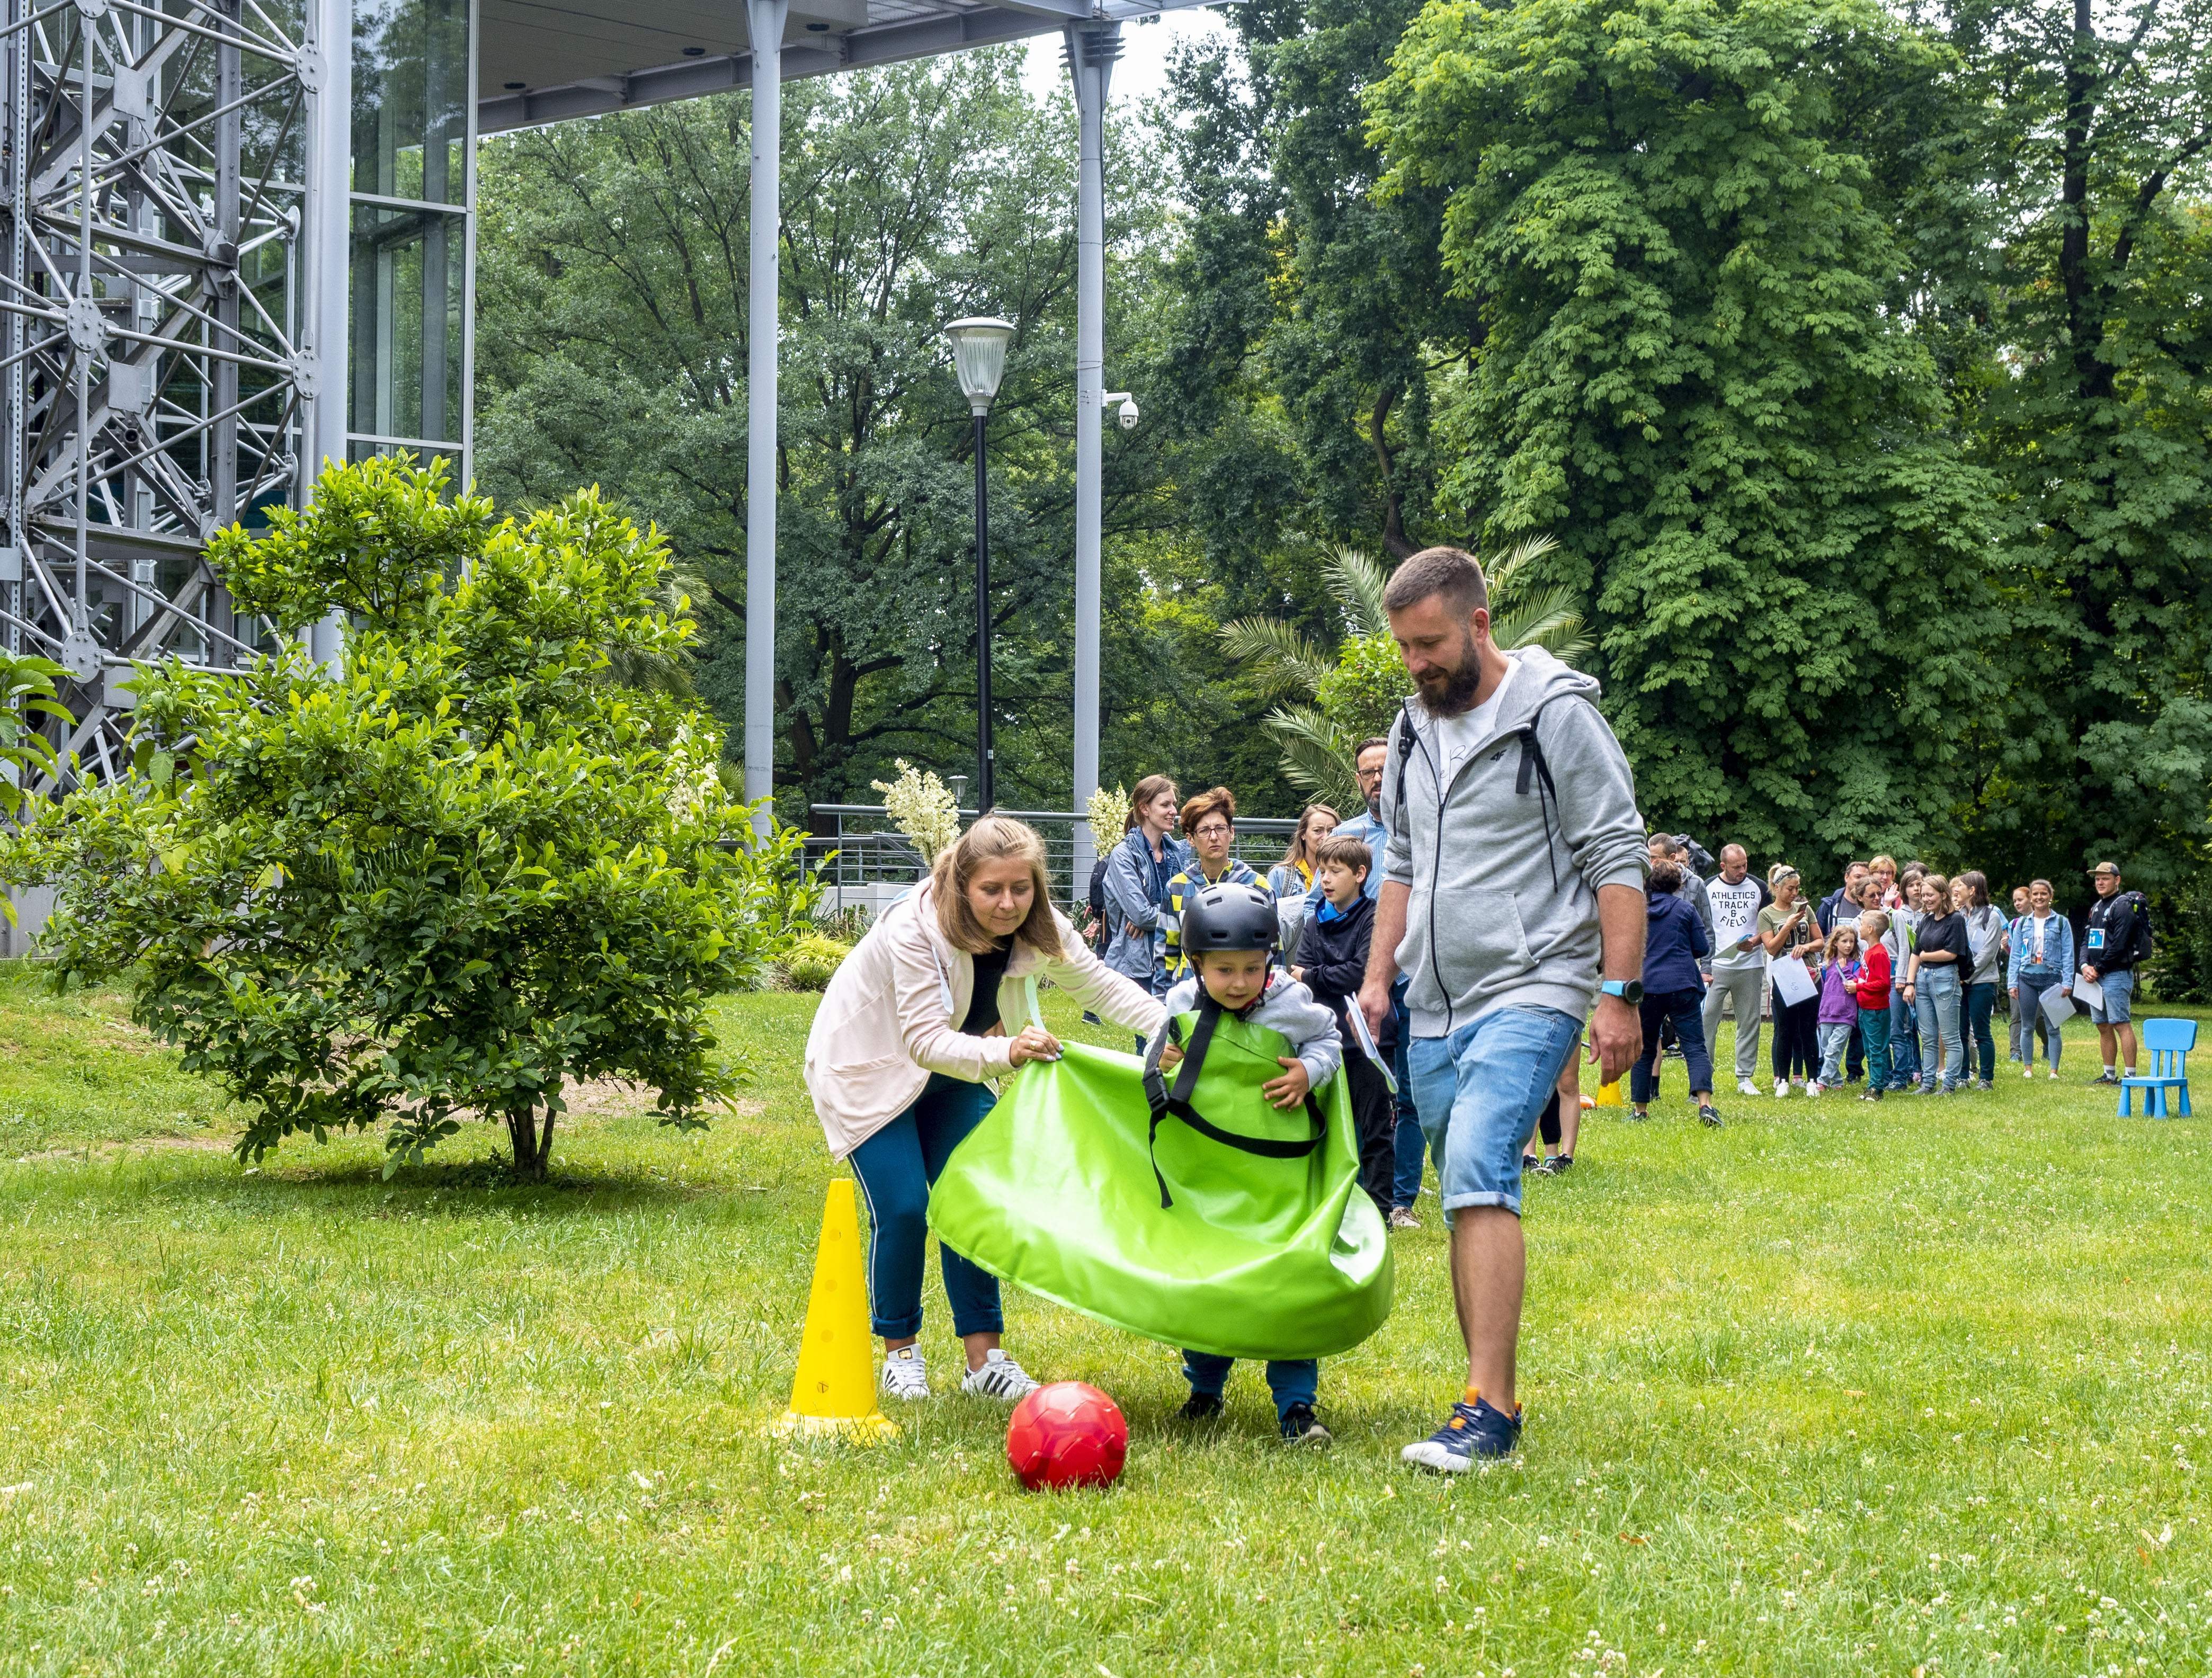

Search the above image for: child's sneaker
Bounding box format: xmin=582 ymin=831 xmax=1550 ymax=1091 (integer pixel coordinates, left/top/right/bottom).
xmin=880 ymin=1345 xmax=931 ymax=1402
xmin=1808 ymin=1081 xmax=1824 ymax=1097
xmin=1772 ymin=1078 xmax=1788 ymax=1097
xmin=1279 ymin=1403 xmax=1331 ymax=1448
xmin=959 ymin=1349 xmax=1040 ymax=1403
xmin=1401 ymin=1391 xmax=1522 ymax=1471
xmin=1178 ymin=1391 xmax=1224 ymax=1421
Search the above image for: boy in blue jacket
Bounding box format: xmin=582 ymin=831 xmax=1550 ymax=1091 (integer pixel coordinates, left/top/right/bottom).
xmin=1294 ymin=832 xmax=1397 ymax=1213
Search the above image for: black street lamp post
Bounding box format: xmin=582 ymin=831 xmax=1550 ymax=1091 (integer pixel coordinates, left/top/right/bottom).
xmin=943 ymin=316 xmax=1015 ymax=813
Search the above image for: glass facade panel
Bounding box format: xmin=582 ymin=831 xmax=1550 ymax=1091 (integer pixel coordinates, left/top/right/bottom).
xmin=349 ymin=203 xmax=466 ymax=444
xmin=352 ymin=0 xmax=470 ymax=206
xmin=348 ymin=0 xmax=472 ymax=460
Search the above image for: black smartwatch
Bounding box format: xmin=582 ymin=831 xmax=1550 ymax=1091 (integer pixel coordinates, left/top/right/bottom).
xmin=1600 ymin=978 xmax=1644 ymax=1006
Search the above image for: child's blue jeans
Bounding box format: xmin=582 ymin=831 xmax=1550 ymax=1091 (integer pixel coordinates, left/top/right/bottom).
xmin=1181 ymin=1351 xmax=1317 ymax=1420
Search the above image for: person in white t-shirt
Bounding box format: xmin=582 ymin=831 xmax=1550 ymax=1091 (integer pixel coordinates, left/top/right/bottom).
xmin=1700 ymin=843 xmax=1768 ymax=1094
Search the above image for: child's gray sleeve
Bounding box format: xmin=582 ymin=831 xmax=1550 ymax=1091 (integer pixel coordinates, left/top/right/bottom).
xmin=1263 ymin=981 xmax=1342 ymax=1091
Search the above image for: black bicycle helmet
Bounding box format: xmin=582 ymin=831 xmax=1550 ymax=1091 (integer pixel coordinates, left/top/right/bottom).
xmin=1179 ymin=882 xmax=1279 ymax=957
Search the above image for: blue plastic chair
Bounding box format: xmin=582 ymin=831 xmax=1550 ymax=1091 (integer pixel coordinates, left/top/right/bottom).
xmin=2119 ymin=1018 xmax=2196 ymax=1117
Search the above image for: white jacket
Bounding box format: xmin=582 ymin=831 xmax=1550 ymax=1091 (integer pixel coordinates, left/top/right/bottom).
xmin=802 ymin=879 xmax=1166 ymax=1159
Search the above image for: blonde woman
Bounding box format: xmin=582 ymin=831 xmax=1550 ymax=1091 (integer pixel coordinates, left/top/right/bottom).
xmin=805 ymin=816 xmax=1166 ymax=1404
xmin=1268 ymin=804 xmax=1341 ymax=900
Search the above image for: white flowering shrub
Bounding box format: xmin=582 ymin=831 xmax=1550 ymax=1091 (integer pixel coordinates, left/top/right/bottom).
xmin=870 ymin=760 xmax=961 ymax=864
xmin=1087 ymin=783 xmax=1127 ymax=859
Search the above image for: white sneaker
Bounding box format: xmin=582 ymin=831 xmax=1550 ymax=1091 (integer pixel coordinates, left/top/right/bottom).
xmin=880 ymin=1345 xmax=931 ymax=1402
xmin=2048 ymin=1068 xmax=2061 ymax=1080
xmin=1738 ymin=1078 xmax=1760 ymax=1097
xmin=1773 ymin=1079 xmax=1789 ymax=1097
xmin=960 ymin=1349 xmax=1040 ymax=1403
xmin=2022 ymin=1066 xmax=2033 ymax=1079
xmin=1808 ymin=1082 xmax=1824 ymax=1097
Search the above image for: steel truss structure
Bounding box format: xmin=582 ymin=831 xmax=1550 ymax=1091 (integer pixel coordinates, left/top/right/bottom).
xmin=2 ymin=0 xmax=322 ymax=783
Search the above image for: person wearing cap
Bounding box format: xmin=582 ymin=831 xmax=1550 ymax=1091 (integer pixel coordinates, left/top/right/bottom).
xmin=2082 ymin=861 xmax=2148 ymax=1085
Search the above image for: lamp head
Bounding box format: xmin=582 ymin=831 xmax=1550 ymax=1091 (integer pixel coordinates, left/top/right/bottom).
xmin=944 ymin=317 xmax=1016 ymax=414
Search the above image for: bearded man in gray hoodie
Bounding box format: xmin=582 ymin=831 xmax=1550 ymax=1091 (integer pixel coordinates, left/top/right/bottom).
xmin=1358 ymin=546 xmax=1648 ymax=1469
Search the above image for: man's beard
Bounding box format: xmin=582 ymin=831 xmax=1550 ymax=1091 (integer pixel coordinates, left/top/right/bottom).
xmin=1366 ymin=792 xmax=1382 ymax=819
xmin=1415 ymin=655 xmax=1484 ymax=718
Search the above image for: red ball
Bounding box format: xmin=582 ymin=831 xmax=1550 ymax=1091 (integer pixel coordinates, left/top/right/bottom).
xmin=1005 ymin=1381 xmax=1128 ymax=1492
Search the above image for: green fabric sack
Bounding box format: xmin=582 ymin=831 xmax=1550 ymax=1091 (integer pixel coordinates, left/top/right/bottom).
xmin=927 ymin=1007 xmax=1395 ymax=1361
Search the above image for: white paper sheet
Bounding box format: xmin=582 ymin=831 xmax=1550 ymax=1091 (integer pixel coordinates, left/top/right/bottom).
xmin=2038 ymin=984 xmax=2074 ymax=1032
xmin=1348 ymin=1005 xmax=1398 ymax=1094
xmin=1770 ymin=955 xmax=1819 ymax=1008
xmin=2072 ymin=974 xmax=2104 ymax=1013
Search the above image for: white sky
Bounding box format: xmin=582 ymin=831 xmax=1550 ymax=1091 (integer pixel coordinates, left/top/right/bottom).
xmin=1020 ymin=7 xmax=1239 ymax=113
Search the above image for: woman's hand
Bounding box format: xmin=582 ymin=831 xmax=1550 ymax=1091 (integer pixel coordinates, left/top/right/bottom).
xmin=1263 ymin=1057 xmax=1313 ymax=1109
xmin=1007 ymin=1023 xmax=1063 ymax=1066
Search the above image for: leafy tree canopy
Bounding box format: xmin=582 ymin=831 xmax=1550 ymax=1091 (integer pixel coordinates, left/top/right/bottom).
xmin=1368 ymin=0 xmax=2003 ymax=864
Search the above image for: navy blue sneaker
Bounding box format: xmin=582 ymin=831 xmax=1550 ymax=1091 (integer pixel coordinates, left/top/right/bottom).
xmin=1402 ymin=1391 xmax=1522 ymax=1471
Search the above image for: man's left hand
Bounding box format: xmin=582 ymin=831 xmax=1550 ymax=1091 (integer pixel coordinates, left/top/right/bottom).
xmin=1589 ymin=994 xmax=1642 ymax=1086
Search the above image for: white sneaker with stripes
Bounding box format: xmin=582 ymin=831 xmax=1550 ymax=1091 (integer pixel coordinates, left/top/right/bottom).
xmin=960 ymin=1349 xmax=1040 ymax=1402
xmin=880 ymin=1345 xmax=932 ymax=1402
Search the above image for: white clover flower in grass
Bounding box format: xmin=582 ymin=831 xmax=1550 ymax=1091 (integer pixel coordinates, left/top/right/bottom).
xmin=871 ymin=760 xmax=962 ymax=863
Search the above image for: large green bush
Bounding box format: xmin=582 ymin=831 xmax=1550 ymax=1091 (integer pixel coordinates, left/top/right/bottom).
xmin=3 ymin=457 xmax=817 ymax=1180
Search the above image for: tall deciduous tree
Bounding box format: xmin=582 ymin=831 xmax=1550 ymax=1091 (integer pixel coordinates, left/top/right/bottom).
xmin=474 ymin=53 xmax=1181 ymax=823
xmin=1368 ymin=0 xmax=2002 ymax=864
xmin=1932 ymin=0 xmax=2212 ymax=892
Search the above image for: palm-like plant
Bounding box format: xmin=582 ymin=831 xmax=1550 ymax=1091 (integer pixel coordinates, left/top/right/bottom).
xmin=1219 ymin=538 xmax=1589 ymax=811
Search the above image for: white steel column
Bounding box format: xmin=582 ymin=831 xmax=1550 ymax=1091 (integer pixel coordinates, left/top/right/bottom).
xmin=744 ymin=0 xmax=788 ymax=831
xmin=305 ymin=0 xmax=350 ymax=481
xmin=305 ymin=0 xmax=351 ymax=665
xmin=1066 ymin=21 xmax=1118 ymax=888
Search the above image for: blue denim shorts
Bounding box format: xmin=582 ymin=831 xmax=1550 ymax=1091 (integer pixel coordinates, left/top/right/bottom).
xmin=1407 ymin=1006 xmax=1584 ymax=1219
xmin=2091 ymin=968 xmax=2135 ymax=1025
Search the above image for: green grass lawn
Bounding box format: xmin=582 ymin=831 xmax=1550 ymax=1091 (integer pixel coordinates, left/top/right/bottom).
xmin=1 ymin=960 xmax=2208 ymax=1676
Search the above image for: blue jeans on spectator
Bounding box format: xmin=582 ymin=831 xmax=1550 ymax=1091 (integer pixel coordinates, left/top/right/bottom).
xmin=1180 ymin=1351 xmax=1318 ymax=1422
xmin=2015 ymin=972 xmax=2064 ymax=1070
xmin=1914 ymin=966 xmax=1965 ymax=1092
xmin=1629 ymin=986 xmax=1712 ymax=1104
xmin=1963 ymin=981 xmax=1998 ymax=1083
xmin=1390 ymin=976 xmax=1424 ymax=1209
xmin=846 ymin=1073 xmax=1003 ymax=1340
xmin=1887 ymin=985 xmax=1921 ymax=1089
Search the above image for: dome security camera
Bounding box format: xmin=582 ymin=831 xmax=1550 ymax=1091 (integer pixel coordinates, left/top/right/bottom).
xmin=1104 ymin=391 xmax=1139 ymax=430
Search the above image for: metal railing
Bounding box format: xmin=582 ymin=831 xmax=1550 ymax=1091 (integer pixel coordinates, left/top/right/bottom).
xmin=805 ymin=805 xmax=1300 ymax=917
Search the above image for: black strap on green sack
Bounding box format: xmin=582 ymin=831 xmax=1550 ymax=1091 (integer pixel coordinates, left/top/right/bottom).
xmin=1143 ymin=994 xmax=1326 ymax=1209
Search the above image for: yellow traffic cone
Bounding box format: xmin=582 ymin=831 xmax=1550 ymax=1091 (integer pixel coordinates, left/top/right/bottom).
xmin=769 ymin=1179 xmax=898 ymax=1443
xmin=1592 ymin=1077 xmax=1624 ymax=1106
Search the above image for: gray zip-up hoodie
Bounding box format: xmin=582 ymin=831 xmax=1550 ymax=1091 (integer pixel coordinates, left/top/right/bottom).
xmin=1381 ymin=646 xmax=1649 ymax=1037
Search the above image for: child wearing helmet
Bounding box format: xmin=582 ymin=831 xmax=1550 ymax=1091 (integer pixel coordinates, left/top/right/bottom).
xmin=1143 ymin=879 xmax=1343 ymax=1446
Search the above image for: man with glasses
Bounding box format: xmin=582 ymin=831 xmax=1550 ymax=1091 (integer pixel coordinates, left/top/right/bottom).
xmin=1162 ymin=787 xmax=1262 ymax=979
